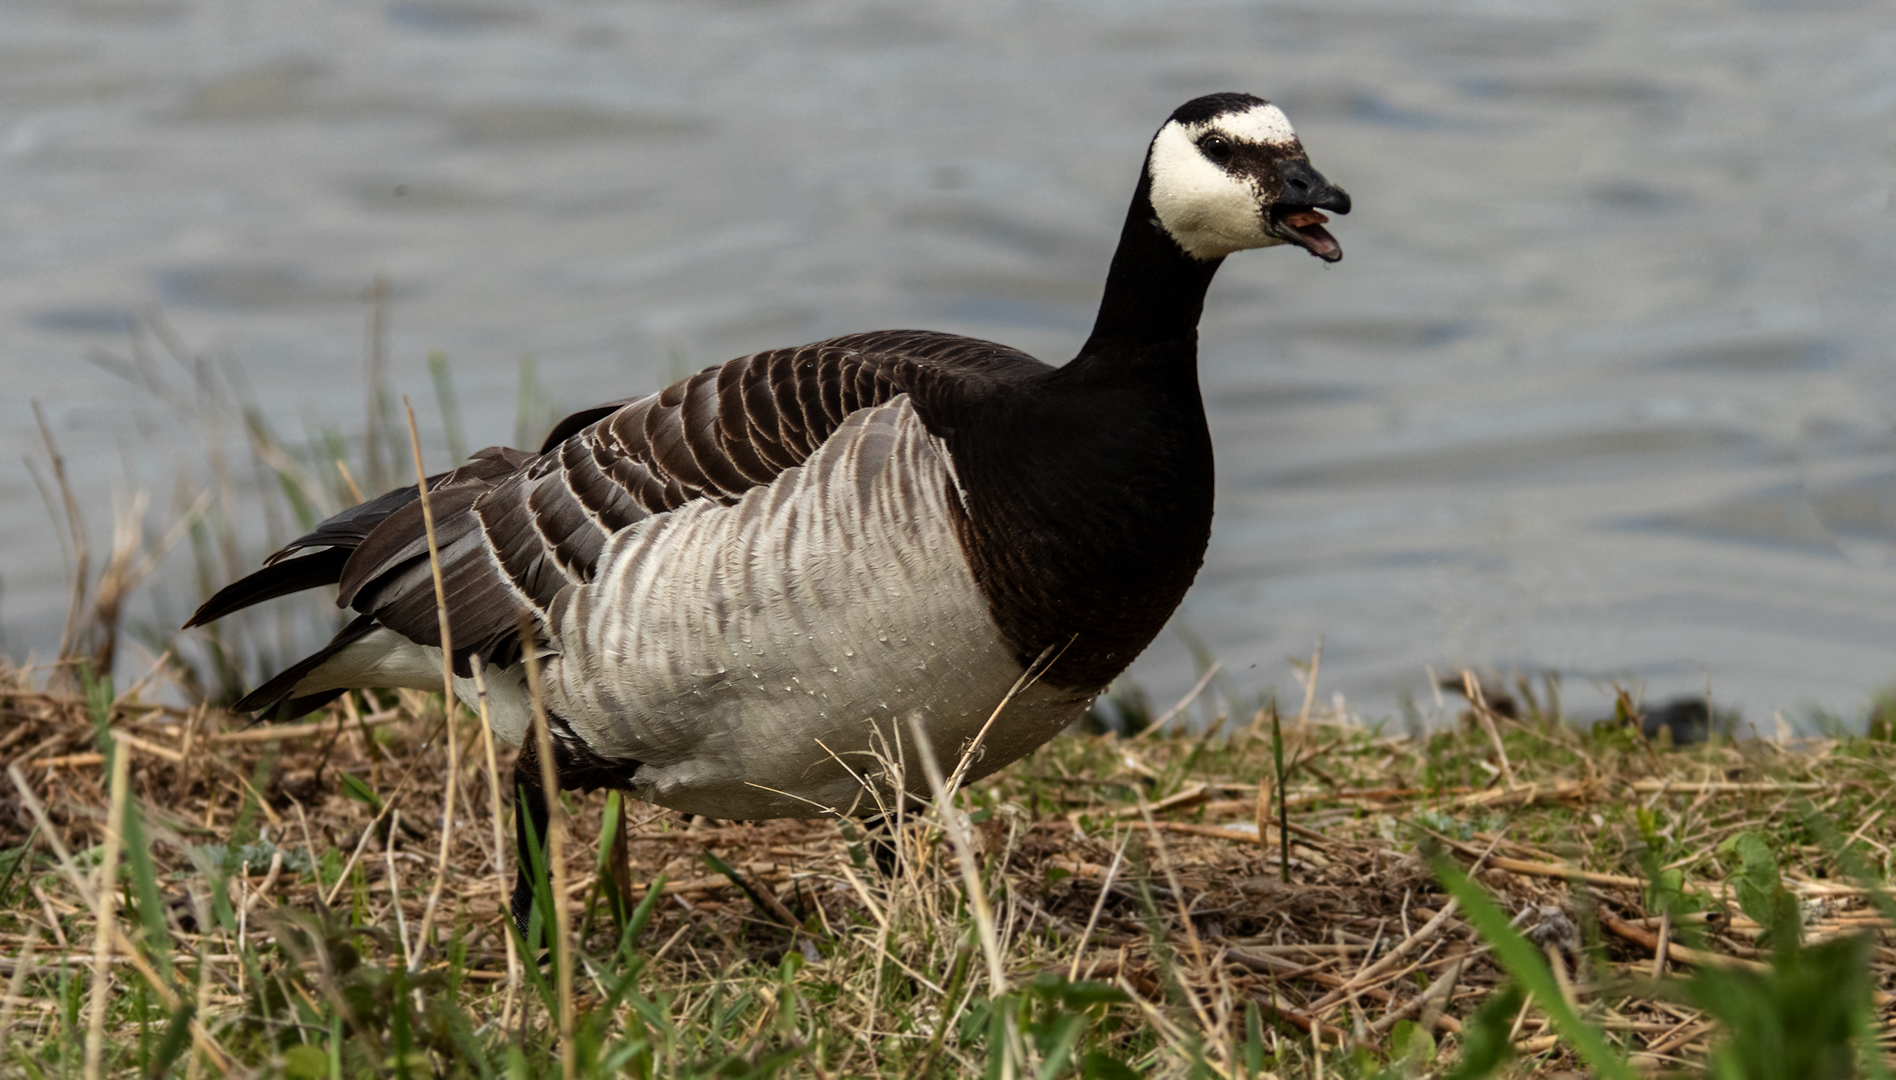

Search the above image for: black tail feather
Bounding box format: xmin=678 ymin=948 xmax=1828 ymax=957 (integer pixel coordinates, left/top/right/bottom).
xmin=183 ymin=549 xmax=351 ymax=629
xmin=188 ymin=446 xmax=537 ymax=632
xmin=274 ymin=689 xmax=350 ymax=721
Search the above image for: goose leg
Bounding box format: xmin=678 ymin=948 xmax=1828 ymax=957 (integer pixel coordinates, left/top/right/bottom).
xmin=510 ymin=741 xmax=552 ymax=939
xmin=509 ymin=728 xmax=644 ymax=938
xmin=860 ymin=811 xmax=926 ymax=877
xmin=862 ymin=814 xmax=901 ymax=877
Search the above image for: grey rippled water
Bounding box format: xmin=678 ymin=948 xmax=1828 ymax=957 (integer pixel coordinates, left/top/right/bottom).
xmin=2 ymin=0 xmax=1893 ymax=726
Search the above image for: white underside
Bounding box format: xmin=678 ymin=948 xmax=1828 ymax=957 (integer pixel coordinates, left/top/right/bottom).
xmin=290 ymin=630 xmax=536 ymax=745
xmin=293 ymin=397 xmax=1093 ymax=819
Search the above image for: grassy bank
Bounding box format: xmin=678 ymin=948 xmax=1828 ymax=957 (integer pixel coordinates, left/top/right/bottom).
xmin=9 ymin=309 xmax=1894 ymax=1076
xmin=2 ymin=656 xmax=1894 ymax=1078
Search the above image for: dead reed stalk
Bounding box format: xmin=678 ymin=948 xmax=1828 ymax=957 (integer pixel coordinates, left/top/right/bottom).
xmin=520 ymin=625 xmax=576 ymax=1080
xmin=403 ymin=400 xmax=461 ymax=968
xmin=82 ymin=743 xmax=130 ymax=1080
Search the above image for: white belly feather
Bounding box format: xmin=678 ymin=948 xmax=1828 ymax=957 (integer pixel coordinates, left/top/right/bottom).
xmin=542 ymin=397 xmax=1091 ymax=819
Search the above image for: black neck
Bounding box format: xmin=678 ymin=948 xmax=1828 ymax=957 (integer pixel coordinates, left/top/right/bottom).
xmin=930 ymin=167 xmax=1226 ymax=693
xmin=1075 ymin=170 xmax=1223 ymax=360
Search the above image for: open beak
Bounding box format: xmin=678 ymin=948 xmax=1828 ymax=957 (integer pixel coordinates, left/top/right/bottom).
xmin=1269 ymin=158 xmax=1351 ymax=263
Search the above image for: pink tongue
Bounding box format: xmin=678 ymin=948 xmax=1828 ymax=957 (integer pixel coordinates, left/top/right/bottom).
xmin=1301 ymin=224 xmax=1338 ymax=255
xmin=1279 ymin=208 xmax=1339 ymax=259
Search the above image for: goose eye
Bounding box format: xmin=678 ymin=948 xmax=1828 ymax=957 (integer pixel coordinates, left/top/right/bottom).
xmin=1200 ymin=135 xmax=1233 ymax=163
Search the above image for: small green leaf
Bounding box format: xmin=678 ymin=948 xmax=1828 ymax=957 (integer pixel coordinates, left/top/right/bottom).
xmin=1688 ymin=933 xmax=1870 ymax=1080
xmin=338 ymin=773 xmax=383 ymax=813
xmin=1720 ymin=831 xmax=1800 ymax=948
xmin=1636 ymin=844 xmax=1704 ymax=925
xmin=1243 ymin=1001 xmax=1266 ymax=1076
xmin=1634 ymin=806 xmax=1660 ymax=845
xmin=282 ymin=1043 xmax=331 ymax=1079
xmin=1080 ymin=1052 xmax=1141 ymax=1080
xmin=318 ymin=847 xmax=344 ymax=890
xmin=1390 ymin=1019 xmax=1436 ymax=1067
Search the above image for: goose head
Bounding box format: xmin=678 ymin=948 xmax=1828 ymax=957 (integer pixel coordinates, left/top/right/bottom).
xmin=1146 ymin=92 xmax=1350 ymax=263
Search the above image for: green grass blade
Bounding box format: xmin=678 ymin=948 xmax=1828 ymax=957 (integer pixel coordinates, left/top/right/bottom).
xmin=0 ymin=823 xmax=41 ymax=908
xmin=81 ymin=665 xmax=116 ymax=756
xmin=1032 ymin=1013 xmax=1087 ymax=1080
xmin=121 ymin=799 xmax=173 ymax=978
xmin=1269 ymin=699 xmax=1289 ymax=883
xmin=702 ymin=849 xmax=792 ymax=929
xmin=427 ymin=352 xmax=468 ymax=464
xmin=1442 ymin=984 xmax=1523 ymax=1080
xmin=146 ymin=1000 xmax=195 ymax=1078
xmin=1432 ymin=854 xmax=1638 ymax=1080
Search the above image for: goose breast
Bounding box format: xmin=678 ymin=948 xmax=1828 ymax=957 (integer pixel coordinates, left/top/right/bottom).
xmin=543 ymin=396 xmax=1089 ymax=818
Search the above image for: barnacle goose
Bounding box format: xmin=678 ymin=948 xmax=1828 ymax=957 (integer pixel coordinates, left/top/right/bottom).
xmin=187 ymin=92 xmax=1349 ymax=929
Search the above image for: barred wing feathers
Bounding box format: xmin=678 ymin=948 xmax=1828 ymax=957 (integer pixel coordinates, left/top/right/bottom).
xmin=188 ymin=331 xmax=1046 ymax=717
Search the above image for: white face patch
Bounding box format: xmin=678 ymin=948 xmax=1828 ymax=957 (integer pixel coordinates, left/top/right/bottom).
xmin=1219 ymin=103 xmax=1297 ymax=147
xmin=1146 ymin=103 xmax=1302 ymax=261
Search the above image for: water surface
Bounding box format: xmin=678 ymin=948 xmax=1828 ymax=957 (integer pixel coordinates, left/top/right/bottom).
xmin=3 ymin=0 xmax=1893 ymax=725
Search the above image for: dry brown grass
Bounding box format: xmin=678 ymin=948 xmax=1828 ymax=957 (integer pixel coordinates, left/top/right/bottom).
xmin=3 ymin=656 xmax=1895 ymax=1077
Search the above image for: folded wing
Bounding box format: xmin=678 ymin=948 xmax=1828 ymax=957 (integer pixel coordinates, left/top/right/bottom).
xmin=188 ymin=331 xmax=1045 ymax=717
